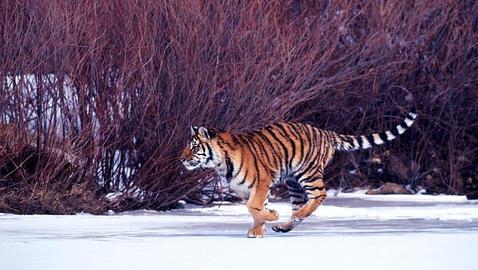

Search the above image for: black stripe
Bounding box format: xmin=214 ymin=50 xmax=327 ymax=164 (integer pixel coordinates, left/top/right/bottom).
xmin=344 ymin=135 xmax=354 ymax=149
xmin=219 ymin=137 xmax=235 ymax=149
xmin=390 ymin=126 xmax=400 ymax=137
xmin=225 ymin=155 xmax=234 ymax=181
xmin=316 ymin=130 xmax=328 ymax=167
xmin=250 ymin=134 xmax=275 ymax=173
xmin=275 ymin=123 xmax=296 ymax=171
xmin=295 ymin=130 xmax=322 ymax=181
xmin=264 ymin=127 xmax=289 ymax=173
xmin=288 ymin=123 xmax=306 ymax=170
xmin=300 ymin=174 xmax=323 ymax=184
xmin=367 ymin=134 xmax=376 ymax=146
xmin=205 ymin=144 xmax=214 ymax=162
xmin=231 ymin=134 xmax=240 ymax=145
xmin=289 ymin=123 xmax=305 ymax=162
xmin=303 ymin=185 xmax=325 ymax=191
xmin=345 ymin=135 xmax=357 ymax=149
xmin=379 ymin=132 xmax=388 ymax=142
xmin=406 ymin=114 xmax=415 ymax=122
xmin=245 ymin=135 xmax=266 ymax=169
xmin=286 ymin=179 xmax=302 ymax=187
xmin=311 ymin=194 xmax=327 ymax=200
xmin=238 ymin=169 xmax=248 ymax=185
xmin=286 ymin=123 xmax=301 ymax=139
xmin=294 ymin=124 xmax=310 ymax=171
xmin=295 ymin=158 xmax=318 ymax=181
xmin=308 ymin=132 xmax=325 ymax=178
xmin=248 ymin=176 xmax=257 ymax=188
xmin=256 ymin=132 xmax=280 ymax=167
xmin=356 ymin=135 xmax=363 ymax=149
xmin=240 ymin=134 xmax=259 ymax=172
xmin=296 ymin=125 xmax=314 ymax=173
xmin=409 ymin=105 xmax=417 ymax=115
xmin=232 ymin=155 xmax=243 ymax=179
xmin=240 ymin=135 xmax=262 ymax=183
xmin=291 ymin=201 xmax=305 ymax=205
xmin=207 ymin=128 xmax=218 ymax=139
xmin=334 ymin=135 xmax=344 ymax=149
xmin=258 ymin=130 xmax=285 ymax=178
xmin=283 ymin=124 xmax=302 ymax=163
xmin=217 ymin=140 xmax=225 ymax=150
xmin=401 ymin=120 xmax=410 ymax=129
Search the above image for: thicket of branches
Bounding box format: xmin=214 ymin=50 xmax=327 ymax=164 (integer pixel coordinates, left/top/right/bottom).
xmin=0 ymin=0 xmax=477 ymax=214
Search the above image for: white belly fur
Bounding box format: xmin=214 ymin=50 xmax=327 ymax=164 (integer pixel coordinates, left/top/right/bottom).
xmin=228 ymin=179 xmax=251 ymax=198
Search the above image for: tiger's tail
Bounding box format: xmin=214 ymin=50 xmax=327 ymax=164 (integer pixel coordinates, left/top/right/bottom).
xmin=333 ymin=107 xmax=417 ymax=151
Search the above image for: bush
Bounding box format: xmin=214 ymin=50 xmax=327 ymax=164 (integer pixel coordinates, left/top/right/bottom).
xmin=0 ymin=0 xmax=477 ymax=213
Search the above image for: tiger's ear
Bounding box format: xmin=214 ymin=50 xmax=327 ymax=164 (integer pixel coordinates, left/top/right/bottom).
xmin=191 ymin=125 xmax=199 ymax=136
xmin=198 ymin=127 xmax=218 ymax=140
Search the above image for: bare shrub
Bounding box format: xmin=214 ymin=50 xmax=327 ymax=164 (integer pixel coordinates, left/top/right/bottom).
xmin=0 ymin=0 xmax=476 ymax=213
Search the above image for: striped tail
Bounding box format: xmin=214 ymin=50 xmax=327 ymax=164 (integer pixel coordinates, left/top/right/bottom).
xmin=334 ymin=108 xmax=417 ymax=151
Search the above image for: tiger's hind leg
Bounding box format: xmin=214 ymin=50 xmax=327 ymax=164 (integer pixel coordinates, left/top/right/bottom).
xmin=294 ymin=176 xmax=327 ymax=220
xmin=272 ymin=174 xmax=327 ymax=233
xmin=272 ymin=179 xmax=306 ymax=233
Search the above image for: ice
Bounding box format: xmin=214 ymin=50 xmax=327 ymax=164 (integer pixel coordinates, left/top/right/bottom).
xmin=1 ymin=194 xmax=477 ymax=270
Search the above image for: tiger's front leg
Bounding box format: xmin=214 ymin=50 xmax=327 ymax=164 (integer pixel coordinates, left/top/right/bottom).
xmin=246 ymin=183 xmax=279 ymax=238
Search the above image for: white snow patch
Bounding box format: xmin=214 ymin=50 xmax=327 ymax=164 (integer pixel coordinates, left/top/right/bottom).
xmin=1 ymin=195 xmax=477 ymax=270
xmin=187 ymin=201 xmax=478 ymax=221
xmin=331 ymin=189 xmax=470 ymax=203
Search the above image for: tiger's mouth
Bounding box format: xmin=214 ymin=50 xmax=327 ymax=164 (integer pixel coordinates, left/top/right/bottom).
xmin=182 ymin=160 xmax=200 ymax=170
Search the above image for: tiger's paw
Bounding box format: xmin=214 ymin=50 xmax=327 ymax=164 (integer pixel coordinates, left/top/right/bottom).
xmin=247 ymin=225 xmax=266 ymax=238
xmin=263 ymin=209 xmax=279 ymax=221
xmin=271 ymin=223 xmax=292 ymax=233
xmin=271 ymin=218 xmax=302 ymax=233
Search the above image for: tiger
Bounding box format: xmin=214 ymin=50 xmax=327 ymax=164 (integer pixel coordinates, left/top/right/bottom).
xmin=180 ymin=108 xmax=417 ymax=238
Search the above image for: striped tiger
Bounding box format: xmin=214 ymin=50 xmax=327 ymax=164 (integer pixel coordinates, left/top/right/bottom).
xmin=180 ymin=108 xmax=417 ymax=238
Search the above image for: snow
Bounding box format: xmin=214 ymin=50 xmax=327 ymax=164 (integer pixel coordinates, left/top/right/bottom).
xmin=331 ymin=189 xmax=471 ymax=202
xmin=1 ymin=193 xmax=478 ymax=270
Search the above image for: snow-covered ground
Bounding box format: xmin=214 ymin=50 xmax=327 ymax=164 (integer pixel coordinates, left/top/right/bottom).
xmin=1 ymin=192 xmax=478 ymax=270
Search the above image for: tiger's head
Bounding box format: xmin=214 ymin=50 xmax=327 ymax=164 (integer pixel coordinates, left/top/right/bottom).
xmin=180 ymin=126 xmax=220 ymax=170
